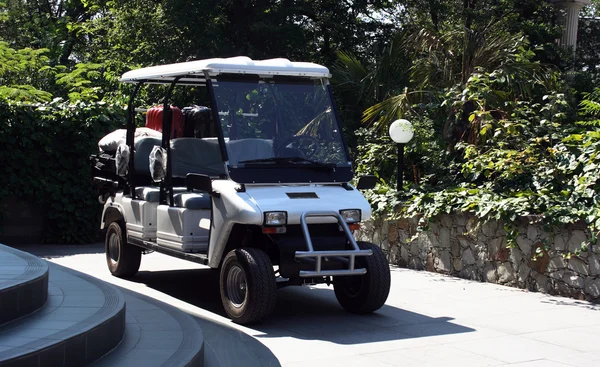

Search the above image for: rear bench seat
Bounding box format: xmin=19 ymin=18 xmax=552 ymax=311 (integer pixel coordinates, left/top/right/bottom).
xmin=134 ymin=187 xmax=210 ymax=210
xmin=173 ymin=192 xmax=211 ymax=209
xmin=132 ymin=137 xmax=272 ymax=209
xmin=132 ymin=137 xmax=222 ymax=208
xmin=135 ymin=186 xmax=160 ymax=202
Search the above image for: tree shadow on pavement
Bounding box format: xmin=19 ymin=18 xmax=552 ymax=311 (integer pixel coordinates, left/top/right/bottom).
xmin=130 ymin=268 xmax=476 ymax=346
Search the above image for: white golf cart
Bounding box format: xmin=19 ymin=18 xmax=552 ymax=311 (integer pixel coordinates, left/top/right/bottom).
xmin=90 ymin=56 xmax=390 ymax=324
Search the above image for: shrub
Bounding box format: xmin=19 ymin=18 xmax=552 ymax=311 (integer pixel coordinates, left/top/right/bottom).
xmin=0 ymin=99 xmax=126 ymax=243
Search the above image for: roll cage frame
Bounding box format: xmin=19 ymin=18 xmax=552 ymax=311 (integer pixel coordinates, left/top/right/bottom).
xmin=122 ymin=71 xmax=353 ymax=205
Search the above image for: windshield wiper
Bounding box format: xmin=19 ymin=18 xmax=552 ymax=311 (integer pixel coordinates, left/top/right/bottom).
xmin=239 ymin=157 xmax=335 ymax=171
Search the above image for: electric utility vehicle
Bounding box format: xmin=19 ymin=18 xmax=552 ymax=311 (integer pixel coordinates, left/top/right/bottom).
xmin=90 ymin=56 xmax=390 ymax=324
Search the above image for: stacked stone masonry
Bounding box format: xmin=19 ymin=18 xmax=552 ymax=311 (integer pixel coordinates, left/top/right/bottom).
xmin=356 ymin=213 xmax=600 ymax=300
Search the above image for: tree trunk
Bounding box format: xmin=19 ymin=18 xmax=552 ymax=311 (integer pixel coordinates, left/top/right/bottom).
xmin=461 ymin=0 xmax=477 ymax=84
xmin=429 ymin=0 xmax=439 ymax=32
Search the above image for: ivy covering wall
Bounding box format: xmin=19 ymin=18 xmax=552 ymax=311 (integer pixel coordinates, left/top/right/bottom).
xmin=0 ymin=100 xmax=126 ymax=243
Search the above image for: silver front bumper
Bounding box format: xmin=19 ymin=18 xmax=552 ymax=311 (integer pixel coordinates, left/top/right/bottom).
xmin=294 ymin=211 xmax=372 ymax=277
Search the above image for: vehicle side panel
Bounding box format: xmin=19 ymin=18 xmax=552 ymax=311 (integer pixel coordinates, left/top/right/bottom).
xmin=208 ymin=180 xmax=263 ymax=267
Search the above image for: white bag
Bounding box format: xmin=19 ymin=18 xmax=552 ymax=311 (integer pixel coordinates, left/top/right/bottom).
xmin=115 ymin=144 xmax=130 ymax=176
xmin=149 ymin=145 xmax=167 ymax=182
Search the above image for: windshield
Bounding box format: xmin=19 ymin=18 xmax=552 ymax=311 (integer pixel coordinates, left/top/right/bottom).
xmin=211 ymin=78 xmax=350 ymax=168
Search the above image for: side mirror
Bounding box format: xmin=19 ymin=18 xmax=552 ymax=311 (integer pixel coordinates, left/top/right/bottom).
xmin=186 ymin=173 xmax=219 ymax=197
xmin=356 ymin=175 xmax=377 ymax=190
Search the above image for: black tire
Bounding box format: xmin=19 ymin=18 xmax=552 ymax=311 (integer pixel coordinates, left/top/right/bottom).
xmin=105 ymin=221 xmax=141 ymax=278
xmin=219 ymin=248 xmax=277 ymax=324
xmin=333 ymin=242 xmax=391 ymax=314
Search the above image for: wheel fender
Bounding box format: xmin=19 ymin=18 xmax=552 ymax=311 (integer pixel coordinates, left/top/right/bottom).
xmin=101 ymin=201 xmax=126 ymax=229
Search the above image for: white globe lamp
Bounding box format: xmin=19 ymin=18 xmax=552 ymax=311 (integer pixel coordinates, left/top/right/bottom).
xmin=388 ymin=119 xmax=414 ymax=190
xmin=389 ymin=119 xmax=414 ymax=143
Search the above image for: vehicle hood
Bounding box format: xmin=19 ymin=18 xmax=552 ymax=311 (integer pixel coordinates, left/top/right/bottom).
xmin=243 ymin=184 xmax=372 ymax=224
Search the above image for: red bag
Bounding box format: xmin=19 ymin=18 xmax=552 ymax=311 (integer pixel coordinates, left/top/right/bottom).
xmin=145 ymin=105 xmax=184 ymax=138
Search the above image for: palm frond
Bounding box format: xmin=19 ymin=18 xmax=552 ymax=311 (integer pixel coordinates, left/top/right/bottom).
xmin=362 ymin=89 xmax=437 ymax=131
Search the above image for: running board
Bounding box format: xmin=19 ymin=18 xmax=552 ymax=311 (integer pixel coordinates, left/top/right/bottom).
xmin=128 ymin=237 xmax=209 ymax=265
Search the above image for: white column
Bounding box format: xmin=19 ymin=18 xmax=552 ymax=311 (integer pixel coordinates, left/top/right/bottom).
xmin=550 ymin=0 xmax=591 ymax=51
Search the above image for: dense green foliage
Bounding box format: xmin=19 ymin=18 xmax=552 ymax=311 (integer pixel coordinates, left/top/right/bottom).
xmin=1 ymin=0 xmax=600 ymax=244
xmin=0 ymin=100 xmax=125 ymax=243
xmin=347 ymin=1 xmax=600 ymax=253
xmin=0 ymin=0 xmax=402 ymax=242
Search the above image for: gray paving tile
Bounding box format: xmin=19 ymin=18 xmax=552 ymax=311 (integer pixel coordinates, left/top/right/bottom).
xmin=508 ymin=360 xmax=575 ymax=367
xmin=520 ymin=328 xmax=600 ymax=353
xmin=24 ymin=320 xmax=77 ymax=330
xmin=38 ymin=310 xmax=94 ymax=322
xmin=549 ymin=350 xmax=600 ymax=367
xmin=138 ymin=322 xmax=185 ymax=331
xmin=107 ymin=350 xmax=180 ymax=367
xmin=0 ymin=346 xmax=33 ymax=358
xmin=285 ymin=354 xmax=396 ymax=367
xmin=312 ymin=329 xmax=437 ymax=354
xmin=46 ymin=295 xmax=63 ymax=307
xmin=446 ymin=335 xmax=579 ymax=364
xmin=131 ymin=309 xmax=177 ymax=321
xmin=132 ymin=330 xmax=182 ymax=340
xmin=0 ymin=336 xmax=39 ymax=347
xmin=124 ymin=299 xmax=161 ymax=311
xmin=135 ymin=335 xmax=184 ymax=349
xmin=0 ymin=327 xmax=59 ymax=339
xmin=391 ymin=321 xmax=499 ymax=344
xmin=367 ymin=345 xmax=505 ymax=367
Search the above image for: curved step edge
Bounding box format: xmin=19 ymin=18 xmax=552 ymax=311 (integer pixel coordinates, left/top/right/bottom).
xmin=92 ymin=288 xmax=204 ymax=367
xmin=0 ymin=264 xmax=126 ymax=367
xmin=0 ymin=244 xmax=49 ymax=326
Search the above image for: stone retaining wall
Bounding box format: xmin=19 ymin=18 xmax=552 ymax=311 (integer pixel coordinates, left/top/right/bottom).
xmin=356 ymin=213 xmax=600 ymax=300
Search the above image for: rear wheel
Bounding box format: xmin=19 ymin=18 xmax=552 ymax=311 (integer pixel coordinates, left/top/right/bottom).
xmin=333 ymin=242 xmax=390 ymax=314
xmin=219 ymin=248 xmax=277 ymax=324
xmin=105 ymin=221 xmax=141 ymax=278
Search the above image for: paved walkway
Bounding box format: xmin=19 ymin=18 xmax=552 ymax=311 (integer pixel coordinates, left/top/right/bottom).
xmin=17 ymin=244 xmax=600 ymax=367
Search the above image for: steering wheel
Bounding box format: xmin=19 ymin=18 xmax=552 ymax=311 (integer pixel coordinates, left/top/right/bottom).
xmin=277 ymin=135 xmax=320 ymax=159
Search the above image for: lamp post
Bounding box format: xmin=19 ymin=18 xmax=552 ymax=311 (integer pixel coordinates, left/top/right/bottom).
xmin=388 ymin=119 xmax=414 ymax=191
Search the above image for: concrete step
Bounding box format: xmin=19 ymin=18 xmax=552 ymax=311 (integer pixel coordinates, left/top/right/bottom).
xmin=92 ymin=288 xmax=204 ymax=367
xmin=0 ymin=244 xmax=49 ymax=326
xmin=0 ymin=263 xmax=125 ymax=366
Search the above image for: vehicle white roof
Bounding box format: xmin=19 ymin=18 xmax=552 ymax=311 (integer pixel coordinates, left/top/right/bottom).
xmin=120 ymin=56 xmax=331 ymax=84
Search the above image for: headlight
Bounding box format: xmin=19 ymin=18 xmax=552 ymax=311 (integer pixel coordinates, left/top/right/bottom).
xmin=340 ymin=209 xmax=361 ymax=223
xmin=264 ymin=211 xmax=287 ymax=226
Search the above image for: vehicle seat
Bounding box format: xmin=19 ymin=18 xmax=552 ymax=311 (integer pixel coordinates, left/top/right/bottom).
xmin=226 ymin=138 xmax=274 ymax=165
xmin=173 ymin=193 xmax=211 ymax=210
xmin=135 ymin=187 xmax=160 ymax=202
xmin=170 ymin=138 xmax=225 ymax=177
xmin=134 ymin=137 xmax=163 ymax=175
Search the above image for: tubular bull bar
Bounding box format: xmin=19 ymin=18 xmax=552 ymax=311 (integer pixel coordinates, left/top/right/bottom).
xmin=295 ymin=211 xmax=372 ymax=277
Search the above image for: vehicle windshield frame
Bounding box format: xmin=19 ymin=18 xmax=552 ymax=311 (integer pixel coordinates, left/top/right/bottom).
xmin=207 ymin=74 xmax=353 ymax=184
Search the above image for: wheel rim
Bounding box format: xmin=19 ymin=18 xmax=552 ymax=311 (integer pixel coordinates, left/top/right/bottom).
xmin=108 ymin=232 xmax=120 ymax=264
xmin=226 ymin=265 xmax=247 ymax=308
xmin=342 ymin=275 xmax=364 ymax=298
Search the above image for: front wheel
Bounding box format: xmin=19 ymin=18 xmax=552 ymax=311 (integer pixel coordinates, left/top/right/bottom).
xmin=105 ymin=221 xmax=141 ymax=278
xmin=333 ymin=242 xmax=391 ymax=314
xmin=219 ymin=248 xmax=277 ymax=324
